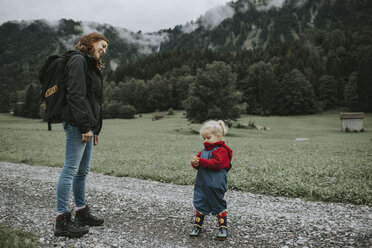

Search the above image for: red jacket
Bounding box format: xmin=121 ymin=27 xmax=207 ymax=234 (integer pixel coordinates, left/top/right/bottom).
xmin=193 ymin=141 xmax=233 ymax=171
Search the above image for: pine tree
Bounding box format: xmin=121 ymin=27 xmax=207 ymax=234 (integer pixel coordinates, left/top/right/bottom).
xmin=344 ymin=72 xmax=360 ymax=111
xmin=317 ymin=75 xmax=338 ymax=109
xmin=23 ymin=84 xmax=40 ymax=118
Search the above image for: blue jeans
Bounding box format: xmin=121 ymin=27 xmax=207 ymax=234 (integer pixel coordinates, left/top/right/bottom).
xmin=56 ymin=123 xmax=93 ymax=213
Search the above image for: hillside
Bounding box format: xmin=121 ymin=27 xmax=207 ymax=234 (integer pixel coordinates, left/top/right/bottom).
xmin=1 ymin=0 xmax=371 ymax=115
xmin=0 ymin=18 xmax=167 ymax=87
xmin=109 ymin=0 xmax=372 ymax=115
xmin=0 ymin=19 xmax=168 ymax=112
xmin=160 ymin=0 xmax=372 ymax=51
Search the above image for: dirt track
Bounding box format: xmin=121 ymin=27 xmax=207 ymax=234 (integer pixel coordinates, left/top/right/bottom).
xmin=0 ymin=162 xmax=371 ymax=247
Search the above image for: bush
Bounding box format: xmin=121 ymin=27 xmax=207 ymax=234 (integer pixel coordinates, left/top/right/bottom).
xmin=118 ymin=105 xmax=136 ymax=119
xmin=167 ymin=108 xmax=175 ymax=115
xmin=234 ymin=120 xmax=256 ymax=129
xmin=224 ymin=119 xmax=234 ymax=128
xmin=152 ymin=111 xmax=165 ymax=121
xmin=13 ymin=103 xmax=25 ymax=117
xmin=103 ymin=101 xmax=136 ymax=119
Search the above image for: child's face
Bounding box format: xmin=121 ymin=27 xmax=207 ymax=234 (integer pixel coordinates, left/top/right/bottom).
xmin=201 ymin=130 xmax=221 ymax=143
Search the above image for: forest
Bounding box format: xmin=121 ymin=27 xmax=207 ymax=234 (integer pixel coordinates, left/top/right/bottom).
xmin=1 ymin=0 xmax=371 ymax=123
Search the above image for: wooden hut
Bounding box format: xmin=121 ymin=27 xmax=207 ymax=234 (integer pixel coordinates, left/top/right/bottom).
xmin=340 ymin=112 xmax=364 ymax=132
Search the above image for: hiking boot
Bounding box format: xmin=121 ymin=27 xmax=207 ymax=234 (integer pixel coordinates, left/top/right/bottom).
xmin=217 ymin=210 xmax=228 ymax=240
xmin=189 ymin=211 xmax=204 ymax=238
xmin=54 ymin=212 xmax=89 ymax=238
xmin=75 ymin=205 xmax=104 ymax=226
xmin=217 ymin=226 xmax=228 ymax=240
xmin=190 ymin=225 xmax=202 ymax=237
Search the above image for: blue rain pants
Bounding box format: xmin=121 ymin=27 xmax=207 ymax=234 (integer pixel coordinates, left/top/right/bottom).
xmin=193 ymin=147 xmax=227 ymax=215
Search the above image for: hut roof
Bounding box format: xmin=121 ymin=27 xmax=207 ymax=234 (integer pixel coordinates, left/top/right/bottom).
xmin=340 ymin=112 xmax=364 ymax=119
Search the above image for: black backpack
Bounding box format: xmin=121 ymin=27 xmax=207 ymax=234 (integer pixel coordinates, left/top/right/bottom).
xmin=39 ymin=54 xmax=69 ymax=130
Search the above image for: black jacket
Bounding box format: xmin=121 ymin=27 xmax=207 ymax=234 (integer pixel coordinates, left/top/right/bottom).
xmin=63 ymin=50 xmax=103 ymax=135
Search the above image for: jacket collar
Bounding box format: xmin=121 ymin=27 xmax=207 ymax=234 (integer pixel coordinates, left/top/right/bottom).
xmin=65 ymin=49 xmax=98 ymax=67
xmin=203 ymin=141 xmax=226 ymax=150
xmin=203 ymin=141 xmax=233 ymax=160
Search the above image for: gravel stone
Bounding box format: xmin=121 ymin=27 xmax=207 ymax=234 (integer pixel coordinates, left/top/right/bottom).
xmin=0 ymin=162 xmax=371 ymax=247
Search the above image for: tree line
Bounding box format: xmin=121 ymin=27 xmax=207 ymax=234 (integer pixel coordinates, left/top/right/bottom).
xmin=108 ymin=27 xmax=372 ymax=121
xmin=12 ymin=27 xmax=372 ymax=123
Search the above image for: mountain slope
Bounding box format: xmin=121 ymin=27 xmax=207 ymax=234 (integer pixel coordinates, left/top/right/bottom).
xmin=160 ymin=0 xmax=372 ymax=51
xmin=0 ymin=18 xmax=168 ymax=111
xmin=0 ymin=0 xmax=371 ymax=113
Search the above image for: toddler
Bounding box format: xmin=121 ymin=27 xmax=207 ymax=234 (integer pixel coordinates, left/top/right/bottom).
xmin=189 ymin=120 xmax=232 ymax=240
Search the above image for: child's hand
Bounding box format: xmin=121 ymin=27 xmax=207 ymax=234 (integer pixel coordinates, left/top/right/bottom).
xmin=191 ymin=156 xmax=200 ymax=168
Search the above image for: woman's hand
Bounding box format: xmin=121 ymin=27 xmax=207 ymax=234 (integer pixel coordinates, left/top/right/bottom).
xmin=94 ymin=135 xmax=99 ymax=146
xmin=82 ymin=131 xmax=93 ymax=143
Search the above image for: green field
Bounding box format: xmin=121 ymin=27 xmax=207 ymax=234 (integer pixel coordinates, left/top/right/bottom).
xmin=0 ymin=112 xmax=371 ymax=206
xmin=0 ymin=223 xmax=42 ymax=248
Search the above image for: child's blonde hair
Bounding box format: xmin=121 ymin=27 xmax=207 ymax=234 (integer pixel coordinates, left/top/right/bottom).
xmin=200 ymin=120 xmax=228 ymax=137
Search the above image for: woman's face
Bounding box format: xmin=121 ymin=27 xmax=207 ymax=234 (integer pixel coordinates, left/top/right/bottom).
xmin=92 ymin=40 xmax=108 ymax=60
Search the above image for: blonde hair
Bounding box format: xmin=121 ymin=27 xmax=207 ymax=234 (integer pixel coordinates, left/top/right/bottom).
xmin=200 ymin=120 xmax=228 ymax=137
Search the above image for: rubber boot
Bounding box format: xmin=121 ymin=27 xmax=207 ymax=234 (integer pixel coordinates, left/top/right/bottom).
xmin=54 ymin=212 xmax=89 ymax=238
xmin=217 ymin=210 xmax=228 ymax=240
xmin=189 ymin=211 xmax=204 ymax=237
xmin=75 ymin=205 xmax=104 ymax=226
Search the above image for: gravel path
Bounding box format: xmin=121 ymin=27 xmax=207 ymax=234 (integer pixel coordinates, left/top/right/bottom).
xmin=0 ymin=162 xmax=371 ymax=247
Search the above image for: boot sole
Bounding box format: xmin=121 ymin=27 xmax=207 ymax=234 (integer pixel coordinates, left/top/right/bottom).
xmin=217 ymin=236 xmax=228 ymax=241
xmin=79 ymin=221 xmax=104 ymax=227
xmin=54 ymin=229 xmax=89 ymax=238
xmin=189 ymin=229 xmax=201 ymax=238
xmin=189 ymin=234 xmax=200 ymax=238
xmin=189 ymin=231 xmax=202 ymax=238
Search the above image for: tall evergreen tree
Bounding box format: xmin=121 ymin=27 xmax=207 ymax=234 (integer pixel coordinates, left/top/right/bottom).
xmin=317 ymin=75 xmax=338 ymax=109
xmin=23 ymin=84 xmax=40 ymax=118
xmin=344 ymin=72 xmax=360 ymax=111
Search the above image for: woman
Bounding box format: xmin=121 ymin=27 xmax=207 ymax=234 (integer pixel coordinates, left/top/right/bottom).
xmin=54 ymin=32 xmax=108 ymax=238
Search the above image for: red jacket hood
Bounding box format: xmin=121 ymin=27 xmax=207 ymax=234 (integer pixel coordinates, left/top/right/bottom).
xmin=204 ymin=141 xmax=233 ymax=159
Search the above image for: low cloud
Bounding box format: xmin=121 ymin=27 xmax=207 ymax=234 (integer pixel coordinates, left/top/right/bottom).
xmin=257 ymin=0 xmax=308 ymax=11
xmin=238 ymin=0 xmax=308 ymax=13
xmin=181 ymin=21 xmax=199 ymax=33
xmin=81 ymin=21 xmax=169 ymax=54
xmin=200 ymin=4 xmax=235 ymax=29
xmin=257 ymin=0 xmax=286 ymax=11
xmin=16 ymin=19 xmax=168 ymax=55
xmin=181 ymin=3 xmax=235 ymax=33
xmin=114 ymin=27 xmax=169 ymax=55
xmin=180 ymin=0 xmax=308 ymax=34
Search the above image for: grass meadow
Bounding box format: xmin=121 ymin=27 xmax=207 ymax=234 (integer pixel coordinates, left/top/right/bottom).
xmin=0 ymin=111 xmax=371 ymax=206
xmin=0 ymin=223 xmax=41 ymax=248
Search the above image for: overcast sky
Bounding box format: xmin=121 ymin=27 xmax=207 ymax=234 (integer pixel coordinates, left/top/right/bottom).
xmin=0 ymin=0 xmax=233 ymax=32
